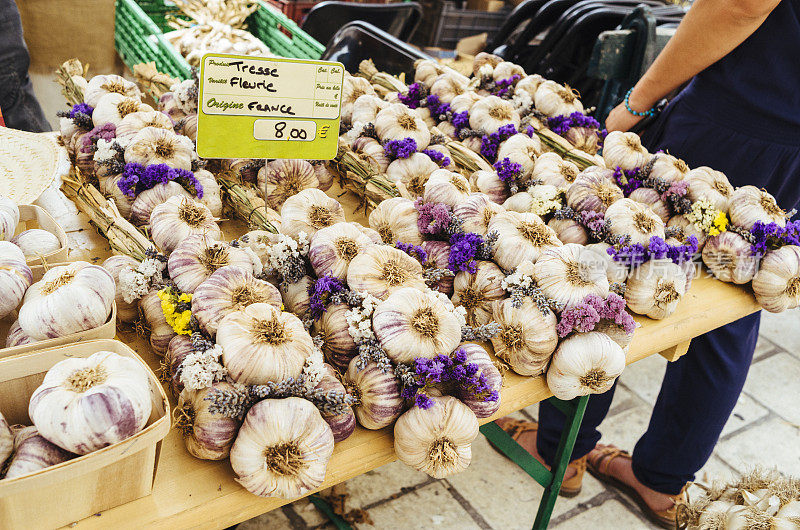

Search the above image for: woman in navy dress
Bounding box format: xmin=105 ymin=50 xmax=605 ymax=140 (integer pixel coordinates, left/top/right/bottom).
xmin=497 ymin=0 xmax=800 ymax=527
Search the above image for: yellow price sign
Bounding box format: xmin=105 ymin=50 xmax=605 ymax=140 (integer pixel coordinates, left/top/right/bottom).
xmin=196 ymin=53 xmax=343 ymax=160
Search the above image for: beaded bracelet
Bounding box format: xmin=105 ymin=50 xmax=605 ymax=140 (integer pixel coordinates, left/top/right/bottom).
xmin=624 ymin=88 xmax=658 ymax=117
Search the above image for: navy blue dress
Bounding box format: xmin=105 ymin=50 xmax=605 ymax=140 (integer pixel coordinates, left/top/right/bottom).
xmin=537 ymin=0 xmax=800 ymax=494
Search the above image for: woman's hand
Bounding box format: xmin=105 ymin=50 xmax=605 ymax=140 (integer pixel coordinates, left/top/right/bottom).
xmin=605 ymin=102 xmax=645 ymax=132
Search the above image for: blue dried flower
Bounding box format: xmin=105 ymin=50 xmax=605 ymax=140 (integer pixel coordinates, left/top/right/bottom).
xmin=384 ymin=137 xmax=418 ymax=159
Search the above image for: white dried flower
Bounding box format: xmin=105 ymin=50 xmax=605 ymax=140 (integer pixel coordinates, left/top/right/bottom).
xmin=180 ymin=345 xmax=227 ymax=391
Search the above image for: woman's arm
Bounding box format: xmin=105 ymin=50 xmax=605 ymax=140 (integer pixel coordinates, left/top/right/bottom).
xmin=605 ymin=0 xmax=782 ymax=132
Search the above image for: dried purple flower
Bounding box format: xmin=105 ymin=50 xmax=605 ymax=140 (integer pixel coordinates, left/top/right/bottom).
xmin=308 ymin=274 xmax=347 ymax=319
xmin=395 ymin=241 xmax=428 ymax=263
xmin=384 ymin=137 xmax=418 ymax=159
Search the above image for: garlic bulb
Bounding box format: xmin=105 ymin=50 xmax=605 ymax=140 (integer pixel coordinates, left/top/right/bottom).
xmin=342 ymin=75 xmax=376 ymax=123
xmin=10 ymin=228 xmax=61 ymax=259
xmin=218 ymin=303 xmax=314 ymax=384
xmin=84 ymin=74 xmax=141 ymax=107
xmin=115 ymin=110 xmax=174 ymax=141
xmin=193 ymin=169 xmax=223 ymax=218
xmin=566 ymin=169 xmax=624 ymax=213
xmin=422 ymin=169 xmax=471 ymax=208
xmin=472 ymin=52 xmax=503 ymax=76
xmin=193 ymin=265 xmax=281 ymax=336
xmin=124 ymin=126 xmax=192 ymax=170
xmin=140 ymin=289 xmax=176 ymax=355
xmin=129 ymin=181 xmax=192 ymax=226
xmin=258 ymin=159 xmax=319 ymax=210
xmin=685 ymin=167 xmax=734 ymax=212
xmin=92 ymin=93 xmax=153 ymax=127
xmin=469 ymin=96 xmax=520 ymax=134
xmin=752 ymin=246 xmax=800 ymax=312
xmin=416 ymin=108 xmax=439 ymax=134
xmin=421 ymin=240 xmax=454 ymax=295
xmin=368 ymin=197 xmax=423 ymax=245
xmin=0 ymin=194 xmax=20 ymax=241
xmin=347 ymin=245 xmax=427 ymax=300
xmin=548 ymin=218 xmax=589 ymax=245
xmin=430 ymin=73 xmax=469 ymax=104
xmin=0 ymin=412 xmax=12 ymax=465
xmin=309 ymin=222 xmax=374 ymax=280
xmin=667 ymin=214 xmax=707 ymax=250
xmin=164 ymin=335 xmax=193 ymax=396
xmin=534 ymin=244 xmax=610 ymax=308
xmin=313 ymin=162 xmax=334 ymax=192
xmin=5 ymin=319 xmax=33 ymax=347
xmin=625 ymin=259 xmax=687 ymax=318
xmin=0 ymin=241 xmax=32 ymax=319
xmin=19 ymin=261 xmax=114 ymax=340
xmin=351 ymin=137 xmax=391 ymax=173
xmin=4 ymin=426 xmax=74 ymax=479
xmin=280 ymin=275 xmax=314 ymax=320
xmin=230 ymin=397 xmax=334 ymax=499
xmin=728 ymin=185 xmax=786 ymax=228
xmin=454 ymin=193 xmax=505 ymax=235
xmin=101 ymin=255 xmax=140 ymax=323
xmin=314 ymin=303 xmax=358 ymax=369
xmin=98 ymin=174 xmax=133 ymax=219
xmin=585 ymin=242 xmax=628 ymax=284
xmin=388 ymin=153 xmax=438 ymax=195
xmin=605 ymin=198 xmax=666 ymax=245
xmin=450 ymin=91 xmax=483 ymax=114
xmin=394 ymin=395 xmax=479 ymax=478
xmin=414 ymin=59 xmax=448 ymax=87
xmin=532 ymin=152 xmax=579 ymax=187
xmin=375 ymin=103 xmax=431 ymax=148
xmin=629 ymin=187 xmax=670 ymax=224
xmin=176 ymin=383 xmax=241 ymax=460
xmin=453 ymin=342 xmax=502 ymax=418
xmin=489 ymin=211 xmax=562 ymax=269
xmin=491 ymin=298 xmax=558 ymax=376
xmin=649 ymin=153 xmax=690 ymax=182
xmin=352 ymin=94 xmax=387 ymax=125
xmin=702 ymin=232 xmax=759 ymax=284
xmin=150 ymin=196 xmax=221 ymax=253
xmin=452 ymin=261 xmax=506 ymax=326
xmin=373 ymin=288 xmax=461 ymax=364
xmin=602 ymin=131 xmax=650 ymax=170
xmin=534 ymin=80 xmax=584 ymax=117
xmin=344 ymin=358 xmax=404 ymax=430
xmin=471 ymin=169 xmax=510 ymax=204
xmin=497 ymin=133 xmax=542 ymax=178
xmin=29 ymin=350 xmax=152 ymax=454
xmin=547 ymin=332 xmax=626 ymax=400
xmin=314 ymin=364 xmax=356 ymax=442
xmin=493 ymin=61 xmax=525 ymax=81
xmin=168 ymin=235 xmax=253 ymax=293
xmin=280 ymin=188 xmax=346 ymax=241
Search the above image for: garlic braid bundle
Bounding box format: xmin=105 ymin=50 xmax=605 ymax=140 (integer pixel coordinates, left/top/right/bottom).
xmin=625 ymin=259 xmax=687 ymax=319
xmin=346 ymin=245 xmax=427 ymax=300
xmin=602 ymin=131 xmax=650 ymax=170
xmin=342 ymin=75 xmax=376 ymax=124
xmin=546 ymin=332 xmax=626 ymax=400
xmin=489 ymin=211 xmax=562 ymax=270
xmin=452 ymin=260 xmax=506 ymax=326
xmin=492 ymin=298 xmax=558 ymax=376
xmin=150 ymin=196 xmax=221 ymax=253
xmin=534 ymin=244 xmax=610 ymax=309
xmin=394 ymin=395 xmax=479 ymax=479
xmin=3 ymin=426 xmax=75 ymax=479
xmin=176 ymin=382 xmax=242 ymax=460
xmin=752 ymin=245 xmax=800 ymax=313
xmin=230 ymin=397 xmax=334 ymax=499
xmin=430 ymin=72 xmax=470 ymax=104
xmin=344 ymin=358 xmax=404 ymax=430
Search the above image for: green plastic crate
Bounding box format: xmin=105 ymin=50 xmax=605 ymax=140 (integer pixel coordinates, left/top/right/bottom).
xmin=114 ymin=0 xmax=325 ymax=80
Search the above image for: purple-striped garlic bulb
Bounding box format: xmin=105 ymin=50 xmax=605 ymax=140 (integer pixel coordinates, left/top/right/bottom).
xmin=29 ymin=351 xmax=152 ymax=454
xmin=649 ymin=153 xmax=690 ymax=183
xmin=140 ymin=289 xmax=176 ymax=355
xmin=129 ymin=181 xmax=191 ymax=227
xmin=605 ymin=198 xmax=666 ymax=246
xmin=0 ymin=194 xmax=20 ymax=241
xmin=344 ymin=358 xmax=404 ymax=430
xmin=192 ymin=265 xmax=282 ymax=337
xmin=102 ymin=254 xmax=140 ymax=323
xmin=313 ymin=162 xmax=334 ymax=192
xmin=602 ymin=131 xmax=650 ymax=170
xmin=373 ymin=287 xmax=461 ymax=364
xmin=421 ymin=241 xmax=454 ymax=295
xmin=667 ymin=214 xmax=707 ymax=251
xmin=230 ymin=397 xmax=334 ymax=498
xmin=548 ymin=217 xmax=589 ymax=245
xmin=346 ymin=245 xmax=427 ymax=300
xmin=280 ymin=275 xmax=314 ymax=320
xmin=168 ymin=235 xmax=253 ymax=294
xmin=0 ymin=241 xmax=32 ymax=319
xmin=176 ymin=382 xmax=242 ymax=460
xmin=4 ymin=426 xmax=75 ymax=478
xmin=150 ymin=196 xmax=221 ymax=254
xmin=452 ymin=260 xmax=506 ymax=326
xmin=280 ymin=188 xmax=345 ymax=241
xmin=368 ymin=197 xmax=423 ymax=245
xmin=5 ymin=319 xmax=33 ymax=347
xmin=314 ymin=303 xmax=358 ymax=370
xmin=394 ymin=395 xmax=479 ymax=478
xmin=218 ymin=303 xmax=314 ymax=384
xmin=454 ymin=342 xmax=502 ymax=418
xmin=532 ymin=152 xmax=580 ymax=188
xmin=471 ymin=170 xmax=510 ymax=204
xmin=309 ymin=222 xmax=375 ymax=280
xmin=625 ymin=259 xmax=687 ymax=319
xmin=315 ymin=364 xmax=356 ymax=442
xmin=752 ymin=245 xmax=800 ymax=313
xmin=422 ymin=170 xmax=471 ymax=209
xmin=259 ymin=159 xmax=319 ymax=210
xmin=728 ymin=185 xmax=787 ymax=229
xmin=489 ymin=211 xmax=562 ymax=270
xmin=454 ymin=193 xmax=505 ymax=235
xmin=534 ymin=244 xmax=610 ymax=309
xmin=99 ymin=174 xmax=135 ymax=218
xmin=164 ymin=334 xmax=193 ymax=396
xmin=491 ymin=298 xmax=558 ymax=376
xmin=702 ymin=232 xmax=759 ymax=285
xmin=11 ymin=228 xmax=61 ymax=259
xmin=497 ymin=133 xmax=542 ymax=178
xmin=350 ymin=137 xmax=391 ymax=173
xmin=19 ymin=261 xmax=114 ymax=340
xmin=629 ymin=187 xmax=671 ymax=224
xmin=566 ymin=169 xmax=623 ymax=214
xmin=685 ymin=167 xmax=734 ymax=213
xmin=1 ymin=412 xmax=12 ymax=465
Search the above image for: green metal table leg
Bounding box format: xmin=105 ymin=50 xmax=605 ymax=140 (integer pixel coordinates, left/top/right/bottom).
xmin=309 ymin=493 xmax=353 ymax=530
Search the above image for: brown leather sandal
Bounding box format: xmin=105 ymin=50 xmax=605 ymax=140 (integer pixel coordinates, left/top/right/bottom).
xmin=586 ymin=445 xmax=687 ymax=529
xmin=489 ymin=419 xmax=586 ymax=498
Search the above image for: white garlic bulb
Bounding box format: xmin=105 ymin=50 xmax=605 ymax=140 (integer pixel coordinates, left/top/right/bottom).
xmin=469 ymin=96 xmax=520 ymax=134
xmin=0 ymin=412 xmax=12 ymax=465
xmin=0 ymin=241 xmax=32 ymax=319
xmin=471 ymin=169 xmax=510 ymax=204
xmin=728 ymin=185 xmax=786 ymax=228
xmin=168 ymin=235 xmax=253 ymax=293
xmin=352 ymin=94 xmax=387 ymax=125
xmin=534 ymin=244 xmax=610 ymax=308
xmin=280 ymin=188 xmax=346 ymax=241
xmin=368 ymin=197 xmax=423 ymax=245
xmin=492 ymin=298 xmax=558 ymax=376
xmin=430 ymin=72 xmax=470 ymax=103
xmin=150 ymin=196 xmax=221 ymax=253
xmin=115 ymin=109 xmax=174 ymax=142
xmin=281 ymin=275 xmax=314 ymax=320
xmin=394 ymin=395 xmax=479 ymax=478
xmin=29 ymin=350 xmax=152 ymax=454
xmin=493 ymin=61 xmax=525 ymax=81
xmin=314 ymin=303 xmax=358 ymax=369
xmin=452 ymin=260 xmax=506 ymax=326
xmin=414 ymin=59 xmax=448 ymax=87
xmin=548 ymin=218 xmax=589 ymax=245
xmin=218 ymin=303 xmax=314 ymax=384
xmin=102 ymin=254 xmax=141 ymax=323
xmin=605 ymin=198 xmax=666 ymax=245
xmin=585 ymin=242 xmax=628 ymax=285
xmin=701 ymin=232 xmax=759 ymax=285
xmin=19 ymin=261 xmax=114 ymax=340
xmin=489 ymin=211 xmax=562 ymax=270
xmin=345 ymin=358 xmax=404 ymax=430
xmin=422 ymin=169 xmax=471 ymax=208
xmin=93 ymin=93 xmax=153 ymax=128
xmin=566 ymin=169 xmax=623 ymax=213
xmin=193 ymin=265 xmax=282 ymax=336
xmin=450 ymin=91 xmax=483 ymax=114
xmin=84 ymin=74 xmax=142 ymax=107
xmin=176 ymin=383 xmax=241 ymax=461
xmin=534 ymin=80 xmax=584 ymax=117
xmin=625 ymin=259 xmax=687 ymax=319
xmin=193 ymin=169 xmax=223 ymax=218
xmin=649 ymin=153 xmax=690 ymax=182
xmin=351 ymin=136 xmax=391 ymax=173
xmin=10 ymin=228 xmax=61 ymax=260
xmin=390 ymin=153 xmax=439 ymax=198
xmin=4 ymin=426 xmax=74 ymax=478
xmin=258 ymin=159 xmax=319 ymax=210
xmin=0 ymin=194 xmax=20 ymax=241
xmin=230 ymin=397 xmax=334 ymax=499
xmin=347 ymin=245 xmax=427 ymax=300
xmin=140 ymin=289 xmax=176 ymax=355
xmin=602 ymin=131 xmax=651 ymax=170
xmin=752 ymin=245 xmax=800 ymax=313
xmin=124 ymin=126 xmax=193 ymax=170
xmin=532 ymin=152 xmax=579 ymax=188
xmin=628 ymin=187 xmax=670 ymax=224
xmin=342 ymin=75 xmax=376 ymax=124
xmin=685 ymin=167 xmax=734 ymax=212
xmin=309 ymin=222 xmax=374 ymax=280
xmin=547 ymin=332 xmax=626 ymax=400
xmin=129 ymin=181 xmax=192 ymax=226
xmin=454 ymin=193 xmax=505 ymax=235
xmin=497 ymin=133 xmax=542 ymax=178
xmin=375 ymin=103 xmax=431 ymax=148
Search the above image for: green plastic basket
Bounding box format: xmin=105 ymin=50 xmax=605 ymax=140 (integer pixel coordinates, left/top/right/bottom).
xmin=114 ymin=0 xmax=325 ymax=80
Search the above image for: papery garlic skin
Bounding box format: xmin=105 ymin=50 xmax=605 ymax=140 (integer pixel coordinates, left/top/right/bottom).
xmin=140 ymin=289 xmax=176 ymax=355
xmin=259 ymin=159 xmax=319 ymax=210
xmin=177 ymin=383 xmax=242 ymax=460
xmin=454 ymin=193 xmax=505 ymax=235
xmin=164 ymin=334 xmax=193 ymax=396
xmin=452 ymin=260 xmax=506 ymax=326
xmin=315 ymin=364 xmax=356 ymax=442
xmin=129 ymin=181 xmax=191 ymax=226
xmin=29 ymin=351 xmax=152 ymax=455
xmin=375 ymin=103 xmax=431 ymax=148
xmin=280 ymin=188 xmax=346 ymax=241
xmin=342 ymin=75 xmax=376 ymax=124
xmin=605 ymin=198 xmax=666 ymax=246
xmin=548 ymin=218 xmax=589 ymax=245
xmin=168 ymin=235 xmax=253 ymax=294
xmin=93 ymin=93 xmax=153 ymax=128
xmin=602 ymin=131 xmax=650 ymax=170
xmin=701 ymin=232 xmax=759 ymax=285
xmin=421 ymin=240 xmax=454 ymax=295
xmin=422 ymin=169 xmax=471 ymax=208
xmin=389 ymin=153 xmax=439 ymax=198
xmin=313 ymin=162 xmax=334 ymax=192
xmin=102 ymin=255 xmax=141 ymax=323
xmin=150 ymin=196 xmax=221 ymax=254
xmin=450 ymin=91 xmax=483 ymax=114
xmin=19 ymin=261 xmax=114 ymax=340
xmin=309 ymin=222 xmax=374 ymax=280
xmin=497 ymin=133 xmax=542 ymax=178
xmin=430 ymin=73 xmax=470 ymax=103
xmin=350 ymin=136 xmax=391 ymax=173
xmin=124 ymin=126 xmax=192 ymax=170
xmin=280 ymin=275 xmax=314 ymax=320
xmin=352 ymin=94 xmax=387 ymax=125
xmin=649 ymin=153 xmax=690 ymax=183
xmin=0 ymin=194 xmax=20 ymax=241
xmin=625 ymin=259 xmax=687 ymax=319
xmin=99 ymin=174 xmax=136 ymax=218
xmin=115 ymin=109 xmax=174 ymax=142
xmin=685 ymin=167 xmax=734 ymax=212
xmin=584 ymin=242 xmax=628 ymax=285
xmin=4 ymin=426 xmax=75 ymax=479
xmin=347 ymin=245 xmax=427 ymax=300
xmin=218 ymin=303 xmax=314 ymax=384
xmin=454 ymin=342 xmax=502 ymax=418
xmin=535 ymin=244 xmax=611 ymax=308
xmin=345 ymin=358 xmax=404 ymax=430
xmin=471 ymin=170 xmax=510 ymax=204
xmin=532 ymin=152 xmax=579 ymax=188
xmin=534 ymin=80 xmax=584 ymax=117
xmin=752 ymin=245 xmax=800 ymax=313
xmin=230 ymin=397 xmax=334 ymax=499
xmin=469 ymin=96 xmax=521 ymax=134
xmin=84 ymin=74 xmax=142 ymax=107
xmin=667 ymin=215 xmax=708 ymax=251
xmin=314 ymin=303 xmax=359 ymax=370
xmin=0 ymin=412 xmax=12 ymax=465
xmin=10 ymin=228 xmax=61 ymax=259
xmin=547 ymin=332 xmax=626 ymax=400
xmin=566 ymin=169 xmax=623 ymax=213
xmin=5 ymin=319 xmax=34 ymax=347
xmin=489 ymin=211 xmax=562 ymax=270
xmin=414 ymin=59 xmax=448 ymax=87
xmin=193 ymin=265 xmax=282 ymax=336
xmin=728 ymin=185 xmax=786 ymax=228
xmin=629 ymin=187 xmax=670 ymax=224
xmin=491 ymin=298 xmax=558 ymax=376
xmin=0 ymin=241 xmax=32 ymax=319
xmin=394 ymin=395 xmax=479 ymax=479
xmin=193 ymin=169 xmax=223 ymax=218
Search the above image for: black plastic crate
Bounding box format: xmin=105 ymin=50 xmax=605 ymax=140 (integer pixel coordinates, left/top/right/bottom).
xmin=432 ymin=1 xmax=511 ymax=49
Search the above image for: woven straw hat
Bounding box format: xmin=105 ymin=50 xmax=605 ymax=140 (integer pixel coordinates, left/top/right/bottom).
xmin=0 ymin=127 xmax=70 ymax=205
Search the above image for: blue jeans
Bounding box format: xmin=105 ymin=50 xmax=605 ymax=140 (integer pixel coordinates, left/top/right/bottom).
xmin=0 ymin=0 xmax=49 ymax=132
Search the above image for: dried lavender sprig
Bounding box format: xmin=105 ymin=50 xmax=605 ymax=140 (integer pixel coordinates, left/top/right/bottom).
xmin=461 ymin=322 xmax=501 ymax=341
xmin=206 ymin=386 xmax=254 ymax=419
xmin=423 ymin=267 xmax=454 ymax=284
xmin=355 ymin=338 xmax=393 ymax=373
xmin=610 ymin=282 xmax=627 ymax=296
